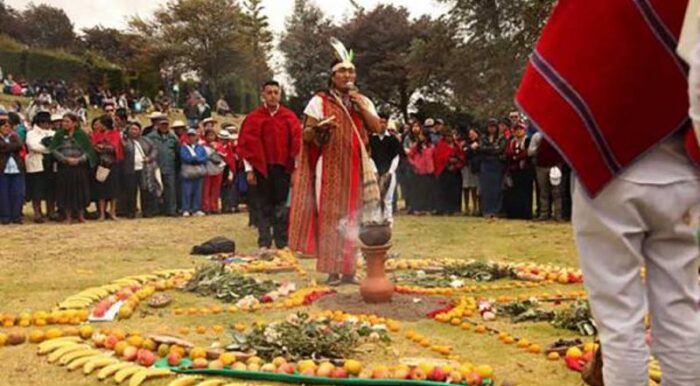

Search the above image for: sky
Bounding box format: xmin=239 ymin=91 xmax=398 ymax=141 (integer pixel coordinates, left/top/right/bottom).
xmin=9 ymin=0 xmax=448 ymax=33
xmin=9 ymin=0 xmax=448 ymax=85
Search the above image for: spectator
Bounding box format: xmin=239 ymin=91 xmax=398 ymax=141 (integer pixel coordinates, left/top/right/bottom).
xmin=216 ymin=96 xmax=232 ymax=116
xmin=503 ymin=122 xmax=534 ymax=219
xmin=407 ymin=131 xmax=436 ymax=214
xmin=478 ymin=119 xmax=507 ymax=219
xmin=122 ymin=121 xmax=159 ymax=218
xmin=142 ymin=112 xmax=166 ymax=138
xmin=91 ymin=115 xmax=123 ymax=221
xmin=0 ymin=110 xmax=26 ymax=224
xmin=179 ymin=128 xmax=207 ymax=217
xmin=50 ymin=112 xmax=96 ymax=225
xmin=25 ymin=111 xmax=57 ymax=223
xmin=528 ymin=131 xmax=564 ymax=221
xmin=201 ymin=128 xmax=226 ymax=214
xmin=147 ymin=119 xmax=179 ymax=216
xmin=218 ymin=128 xmax=239 ymax=213
xmin=370 ymin=116 xmax=403 ymax=223
xmin=461 ymin=128 xmax=481 ymax=216
xmin=433 ymin=127 xmax=465 ymax=215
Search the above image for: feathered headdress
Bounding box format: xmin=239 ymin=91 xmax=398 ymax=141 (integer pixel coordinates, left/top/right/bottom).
xmin=330 ymin=37 xmax=355 ymax=72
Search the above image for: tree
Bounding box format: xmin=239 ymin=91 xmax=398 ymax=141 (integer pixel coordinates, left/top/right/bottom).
xmin=80 ymin=26 xmax=135 ymax=64
xmin=0 ymin=1 xmax=25 ymax=43
xmin=129 ymin=0 xmax=252 ymax=98
xmin=20 ymin=4 xmax=76 ymax=49
xmin=339 ymin=5 xmax=434 ymax=120
xmin=240 ymin=0 xmax=274 ymax=87
xmin=279 ymin=0 xmax=335 ymax=113
xmin=433 ymin=0 xmax=555 ymax=118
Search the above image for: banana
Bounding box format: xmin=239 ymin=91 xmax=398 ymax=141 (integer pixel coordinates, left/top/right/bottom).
xmin=166 ymin=376 xmax=202 ymax=386
xmin=129 ymin=368 xmax=173 ymax=386
xmin=114 ymin=365 xmax=144 ymax=384
xmin=98 ymin=362 xmax=136 ymax=380
xmin=195 ymin=380 xmax=226 ymax=386
xmin=47 ymin=343 xmax=89 ymax=363
xmin=59 ymin=348 xmax=101 ymax=366
xmin=66 ymin=355 xmax=98 ymax=371
xmin=83 ymin=356 xmax=119 ymax=374
xmin=649 ymin=369 xmax=662 ymax=382
xmin=38 ymin=337 xmax=82 ymax=354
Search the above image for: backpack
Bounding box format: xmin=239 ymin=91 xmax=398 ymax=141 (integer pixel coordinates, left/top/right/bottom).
xmin=190 ymin=237 xmax=236 ymax=255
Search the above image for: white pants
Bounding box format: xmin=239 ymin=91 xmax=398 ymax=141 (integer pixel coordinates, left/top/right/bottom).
xmin=573 ymin=176 xmax=700 ymax=386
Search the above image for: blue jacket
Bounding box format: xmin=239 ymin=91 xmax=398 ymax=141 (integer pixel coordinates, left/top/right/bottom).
xmin=179 ymin=143 xmax=207 ymax=165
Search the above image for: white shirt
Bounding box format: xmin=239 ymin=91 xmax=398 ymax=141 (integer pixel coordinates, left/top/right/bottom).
xmin=25 ymin=125 xmax=55 ymax=174
xmin=303 ymin=94 xmax=378 ymax=121
xmin=133 ymin=140 xmax=145 ymax=171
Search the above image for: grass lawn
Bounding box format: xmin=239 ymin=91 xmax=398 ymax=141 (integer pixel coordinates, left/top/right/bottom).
xmin=0 ymin=213 xmax=585 ymax=386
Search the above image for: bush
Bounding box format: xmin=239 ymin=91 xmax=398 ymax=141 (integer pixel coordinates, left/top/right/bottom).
xmin=0 ymin=35 xmax=125 ymax=89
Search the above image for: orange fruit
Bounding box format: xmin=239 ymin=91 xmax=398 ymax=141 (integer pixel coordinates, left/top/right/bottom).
xmin=196 ymin=326 xmax=207 ymax=335
xmin=189 ymin=347 xmax=207 ymax=360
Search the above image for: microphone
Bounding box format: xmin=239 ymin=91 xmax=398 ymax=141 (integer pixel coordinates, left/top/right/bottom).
xmin=346 ymin=82 xmax=360 ymax=111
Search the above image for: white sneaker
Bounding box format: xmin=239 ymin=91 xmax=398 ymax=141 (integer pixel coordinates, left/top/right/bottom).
xmin=194 ymin=211 xmax=205 ymax=217
xmin=182 ymin=211 xmax=191 ymax=217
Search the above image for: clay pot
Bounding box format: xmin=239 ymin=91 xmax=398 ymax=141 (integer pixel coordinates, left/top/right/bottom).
xmin=360 ymin=244 xmax=394 ymax=303
xmin=359 ymin=223 xmax=392 ymax=246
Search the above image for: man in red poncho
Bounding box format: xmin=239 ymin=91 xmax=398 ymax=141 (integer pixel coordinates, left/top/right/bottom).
xmin=237 ymin=80 xmax=301 ymax=250
xmin=516 ymin=1 xmax=700 ymax=385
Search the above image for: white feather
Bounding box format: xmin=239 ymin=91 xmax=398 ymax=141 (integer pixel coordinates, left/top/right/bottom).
xmin=330 ymin=37 xmax=351 ymax=63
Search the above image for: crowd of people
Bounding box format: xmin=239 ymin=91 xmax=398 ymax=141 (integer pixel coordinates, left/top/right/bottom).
xmin=0 ymin=64 xmax=572 ymax=228
xmin=0 ymin=92 xmax=570 ymax=226
xmin=379 ymin=113 xmax=571 ymax=222
xmin=0 ymin=102 xmax=246 ymax=224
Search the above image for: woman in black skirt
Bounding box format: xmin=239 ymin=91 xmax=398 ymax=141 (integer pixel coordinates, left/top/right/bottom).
xmin=91 ymin=115 xmax=123 ymax=221
xmin=50 ymin=113 xmax=96 ymax=224
xmin=504 ymin=123 xmax=534 ymax=219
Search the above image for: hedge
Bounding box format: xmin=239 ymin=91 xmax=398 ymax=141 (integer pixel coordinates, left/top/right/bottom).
xmin=0 ymin=47 xmax=125 ymax=90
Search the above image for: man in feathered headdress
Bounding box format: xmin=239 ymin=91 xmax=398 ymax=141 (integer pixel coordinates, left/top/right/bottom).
xmin=289 ymin=38 xmax=382 ymax=286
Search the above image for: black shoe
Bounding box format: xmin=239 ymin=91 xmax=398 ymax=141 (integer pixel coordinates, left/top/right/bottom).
xmin=325 ymin=274 xmax=341 ymax=286
xmin=340 ymin=276 xmax=360 ymax=286
xmin=11 ymin=218 xmax=22 ymax=225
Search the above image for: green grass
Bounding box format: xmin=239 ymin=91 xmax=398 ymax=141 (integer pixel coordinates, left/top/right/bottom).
xmin=0 ymin=213 xmax=584 ymax=386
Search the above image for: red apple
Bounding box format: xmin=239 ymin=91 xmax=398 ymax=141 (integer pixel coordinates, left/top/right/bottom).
xmin=317 ymin=363 xmax=334 ymax=377
xmin=104 ymin=335 xmax=120 ymax=350
xmin=331 ymin=368 xmax=349 ymax=378
xmin=123 ymin=346 xmax=138 ymax=361
xmin=232 ymin=362 xmax=247 ymax=371
xmin=167 ymin=352 xmax=182 ymax=366
xmin=410 ymin=368 xmax=428 ymax=381
xmin=137 ymin=349 xmax=156 ymax=367
xmin=277 ymin=363 xmax=295 ymax=374
xmin=301 ymin=368 xmax=316 ymax=376
xmin=393 ymin=368 xmax=410 ymax=379
xmin=192 ymin=358 xmax=208 ymax=369
xmin=429 ymin=367 xmax=447 ymax=382
xmin=465 ymin=372 xmax=482 ymax=386
xmin=208 ymin=360 xmax=225 ymax=369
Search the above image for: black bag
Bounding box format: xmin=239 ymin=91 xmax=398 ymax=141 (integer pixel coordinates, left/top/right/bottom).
xmin=190 ymin=237 xmax=236 ymax=255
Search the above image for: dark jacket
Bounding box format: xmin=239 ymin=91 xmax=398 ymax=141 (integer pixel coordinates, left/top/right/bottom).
xmin=146 ymin=130 xmax=179 ymax=174
xmin=0 ymin=133 xmax=25 ymax=173
xmin=123 ymin=136 xmax=158 ymax=174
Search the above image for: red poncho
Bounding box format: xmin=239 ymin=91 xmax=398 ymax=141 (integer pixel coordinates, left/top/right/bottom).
xmin=237 ymin=105 xmax=302 ymax=177
xmin=91 ymin=129 xmax=123 ymax=161
xmin=516 ymin=0 xmax=700 ymax=197
xmin=433 ymin=139 xmax=465 ymax=176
